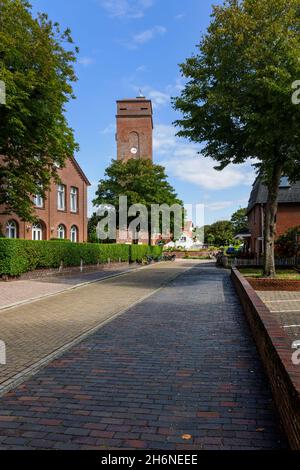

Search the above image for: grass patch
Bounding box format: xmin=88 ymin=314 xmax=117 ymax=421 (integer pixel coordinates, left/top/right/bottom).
xmin=239 ymin=267 xmax=300 ymax=280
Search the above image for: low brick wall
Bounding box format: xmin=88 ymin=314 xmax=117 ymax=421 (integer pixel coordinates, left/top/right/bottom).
xmin=231 ymin=267 xmax=300 ymax=449
xmin=246 ymin=277 xmax=300 ymax=292
xmin=10 ymin=262 xmax=131 ymax=281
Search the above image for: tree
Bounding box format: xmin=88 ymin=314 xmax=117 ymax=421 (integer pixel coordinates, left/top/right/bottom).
xmin=88 ymin=212 xmax=101 ymax=243
xmin=173 ymin=0 xmax=300 ymax=277
xmin=204 ymin=220 xmax=234 ymax=246
xmin=92 ymin=159 xmax=183 ymax=243
xmin=0 ymin=0 xmax=78 ymax=221
xmin=231 ymin=208 xmax=248 ymax=235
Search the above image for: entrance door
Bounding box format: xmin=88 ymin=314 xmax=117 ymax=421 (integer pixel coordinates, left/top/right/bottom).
xmin=32 ymin=223 xmax=43 ymax=241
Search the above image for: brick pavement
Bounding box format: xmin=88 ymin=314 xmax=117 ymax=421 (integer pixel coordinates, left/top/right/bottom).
xmin=257 ymin=291 xmax=300 ymax=339
xmin=0 ymin=263 xmax=286 ymax=450
xmin=0 ymin=264 xmax=138 ymax=310
xmin=0 ymin=261 xmax=192 ymax=391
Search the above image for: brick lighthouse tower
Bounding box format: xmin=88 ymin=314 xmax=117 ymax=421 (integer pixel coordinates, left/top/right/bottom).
xmin=116 ymin=96 xmax=153 ymax=162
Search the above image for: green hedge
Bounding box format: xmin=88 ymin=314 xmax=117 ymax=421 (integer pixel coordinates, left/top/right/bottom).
xmin=130 ymin=244 xmax=162 ymax=262
xmin=0 ymin=239 xmax=163 ymax=276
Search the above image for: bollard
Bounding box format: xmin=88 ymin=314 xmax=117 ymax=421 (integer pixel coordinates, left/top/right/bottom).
xmin=0 ymin=341 xmax=6 ymax=365
xmin=59 ymin=260 xmax=63 ymax=273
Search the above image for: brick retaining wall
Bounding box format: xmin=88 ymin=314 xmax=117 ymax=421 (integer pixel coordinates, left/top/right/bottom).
xmin=231 ymin=267 xmax=300 ymax=449
xmin=16 ymin=262 xmax=130 ymax=281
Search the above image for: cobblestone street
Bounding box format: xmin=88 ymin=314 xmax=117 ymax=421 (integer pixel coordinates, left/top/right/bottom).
xmin=0 ymin=261 xmax=191 ymax=392
xmin=0 ymin=262 xmax=286 ymax=450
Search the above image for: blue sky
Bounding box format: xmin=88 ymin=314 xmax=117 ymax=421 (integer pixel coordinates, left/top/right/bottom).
xmin=31 ymin=0 xmax=256 ymax=225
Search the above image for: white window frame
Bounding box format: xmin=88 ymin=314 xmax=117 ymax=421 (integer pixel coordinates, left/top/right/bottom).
xmin=70 ymin=187 xmax=78 ymax=213
xmin=34 ymin=183 xmax=44 ymax=208
xmin=57 ymin=184 xmax=66 ymax=211
xmin=57 ymin=224 xmax=66 ymax=240
xmin=32 ymin=223 xmax=43 ymax=241
xmin=34 ymin=193 xmax=44 ymax=208
xmin=70 ymin=225 xmax=78 ymax=243
xmin=6 ymin=220 xmax=18 ymax=239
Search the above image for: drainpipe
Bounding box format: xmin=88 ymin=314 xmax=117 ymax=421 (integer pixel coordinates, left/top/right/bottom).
xmin=261 ymin=204 xmax=264 ymax=255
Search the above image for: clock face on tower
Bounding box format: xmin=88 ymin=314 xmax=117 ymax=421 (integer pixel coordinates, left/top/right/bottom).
xmin=130 ymin=147 xmax=138 ymax=155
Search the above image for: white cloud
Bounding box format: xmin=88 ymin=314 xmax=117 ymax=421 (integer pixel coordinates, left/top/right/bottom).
xmin=124 ymin=25 xmax=166 ymax=49
xmin=205 ymin=200 xmax=248 ymax=211
xmin=154 ymin=124 xmax=255 ymax=190
xmin=101 ymin=123 xmax=115 ymax=135
xmin=166 ymin=77 xmax=185 ymax=94
xmin=100 ymin=0 xmax=154 ymax=19
xmin=153 ymin=124 xmax=176 ymax=151
xmin=175 ymin=13 xmax=185 ymax=20
xmin=131 ymin=86 xmax=170 ymax=108
xmin=130 ymin=78 xmax=183 ymax=110
xmin=163 ymin=157 xmax=254 ymax=190
xmin=147 ymin=90 xmax=170 ymax=108
xmin=136 ymin=65 xmax=147 ymax=73
xmin=134 ymin=25 xmax=166 ymax=44
xmin=78 ymin=57 xmax=95 ymax=66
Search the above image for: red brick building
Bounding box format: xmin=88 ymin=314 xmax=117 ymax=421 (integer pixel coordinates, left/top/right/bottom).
xmin=116 ymin=97 xmax=153 ymax=162
xmin=247 ymin=177 xmax=300 ymax=255
xmin=0 ymin=157 xmax=90 ymax=243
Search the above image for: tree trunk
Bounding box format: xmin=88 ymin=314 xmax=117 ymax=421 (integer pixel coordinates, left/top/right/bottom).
xmin=263 ymin=165 xmax=282 ymax=278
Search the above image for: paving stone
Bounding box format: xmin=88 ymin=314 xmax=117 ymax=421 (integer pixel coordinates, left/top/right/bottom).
xmin=0 ymin=263 xmax=287 ymax=450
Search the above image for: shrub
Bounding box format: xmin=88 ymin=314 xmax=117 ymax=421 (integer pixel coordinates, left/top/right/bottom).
xmin=0 ymin=240 xmax=163 ymax=277
xmin=275 ymin=226 xmax=300 ymax=258
xmin=0 ymin=239 xmax=131 ymax=276
xmin=130 ymin=245 xmax=163 ymax=262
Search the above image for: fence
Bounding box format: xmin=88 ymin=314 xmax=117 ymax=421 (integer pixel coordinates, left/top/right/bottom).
xmin=223 ymin=256 xmax=300 ymax=268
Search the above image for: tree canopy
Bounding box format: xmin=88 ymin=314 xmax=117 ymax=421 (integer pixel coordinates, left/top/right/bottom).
xmin=231 ymin=208 xmax=248 ymax=235
xmin=0 ymin=0 xmax=78 ymax=220
xmin=92 ymin=159 xmax=183 ymax=242
xmin=173 ymin=0 xmax=300 ymax=276
xmin=204 ymin=220 xmax=234 ymax=246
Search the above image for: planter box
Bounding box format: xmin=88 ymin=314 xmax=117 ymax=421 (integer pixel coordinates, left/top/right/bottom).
xmin=246 ymin=277 xmax=300 ymax=292
xmin=231 ymin=267 xmax=300 ymax=449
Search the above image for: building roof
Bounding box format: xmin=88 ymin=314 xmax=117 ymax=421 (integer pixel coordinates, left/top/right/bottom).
xmin=247 ymin=177 xmax=300 ymax=213
xmin=70 ymin=156 xmax=91 ymax=186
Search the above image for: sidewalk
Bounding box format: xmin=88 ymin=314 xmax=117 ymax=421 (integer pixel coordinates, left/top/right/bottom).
xmin=0 ymin=264 xmax=139 ymax=310
xmin=257 ymin=290 xmax=300 ymax=339
xmin=0 ymin=263 xmax=286 ymax=450
xmin=0 ymin=261 xmax=193 ymax=394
